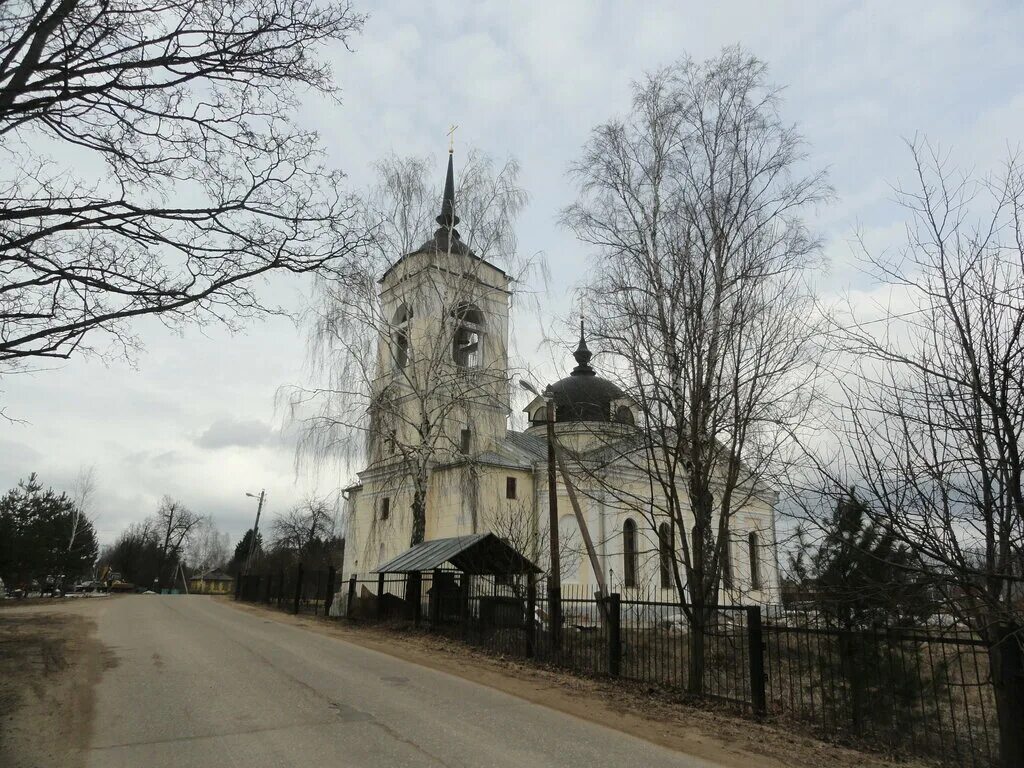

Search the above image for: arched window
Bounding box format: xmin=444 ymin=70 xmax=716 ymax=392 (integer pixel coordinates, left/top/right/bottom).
xmin=451 ymin=302 xmax=484 ymax=368
xmin=392 ymin=303 xmax=412 ymax=370
xmin=531 ymin=406 xmax=548 ymax=425
xmin=658 ymin=523 xmax=672 ymax=589
xmin=748 ymin=531 xmax=761 ymax=591
xmin=622 ymin=518 xmax=638 ymax=588
xmin=614 ymin=405 xmax=635 ymax=425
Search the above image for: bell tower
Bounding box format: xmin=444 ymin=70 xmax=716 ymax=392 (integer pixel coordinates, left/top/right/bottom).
xmin=372 ymin=150 xmax=511 ymax=463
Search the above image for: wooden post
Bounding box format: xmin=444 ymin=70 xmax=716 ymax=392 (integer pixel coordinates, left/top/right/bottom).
xmin=292 ymin=563 xmax=304 ymax=614
xmin=607 ymin=593 xmax=621 ymax=677
xmin=277 ymin=568 xmax=284 ymax=608
xmin=747 ymin=606 xmax=767 ymax=717
xmin=347 ymin=573 xmax=357 ymax=619
xmin=555 ymin=447 xmax=609 ymax=608
xmin=376 ymin=572 xmax=386 ymax=620
xmin=459 ymin=574 xmax=470 ymax=638
xmin=525 ymin=573 xmax=537 ymax=658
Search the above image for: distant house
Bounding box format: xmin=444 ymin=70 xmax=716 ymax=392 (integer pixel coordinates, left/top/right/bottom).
xmin=189 ymin=568 xmax=235 ymax=595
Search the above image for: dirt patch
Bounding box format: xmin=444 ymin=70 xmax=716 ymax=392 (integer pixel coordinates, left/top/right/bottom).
xmin=0 ymin=608 xmax=108 ymax=768
xmin=0 ymin=598 xmax=71 ymax=610
xmin=226 ymin=599 xmax=930 ymax=768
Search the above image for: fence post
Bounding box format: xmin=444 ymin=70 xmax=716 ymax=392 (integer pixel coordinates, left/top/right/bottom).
xmin=607 ymin=592 xmax=621 ymax=677
xmin=277 ymin=568 xmax=284 ymax=608
xmin=429 ymin=568 xmax=442 ymax=628
xmin=747 ymin=606 xmax=767 ymax=717
xmin=525 ymin=573 xmax=537 ymax=658
xmin=293 ymin=563 xmax=304 ymax=614
xmin=347 ymin=573 xmax=357 ymax=618
xmin=376 ymin=572 xmax=386 ymax=620
xmin=410 ymin=572 xmax=423 ymax=627
xmin=324 ymin=566 xmax=336 ymax=617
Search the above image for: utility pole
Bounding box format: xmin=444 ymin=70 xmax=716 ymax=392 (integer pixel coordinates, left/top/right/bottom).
xmin=244 ymin=490 xmax=265 ymax=575
xmin=520 ymin=378 xmax=561 ymax=654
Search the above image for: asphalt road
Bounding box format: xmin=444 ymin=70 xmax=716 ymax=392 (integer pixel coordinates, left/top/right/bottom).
xmin=85 ymin=595 xmax=725 ymax=768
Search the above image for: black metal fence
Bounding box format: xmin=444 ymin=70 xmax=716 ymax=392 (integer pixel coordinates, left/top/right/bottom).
xmin=236 ymin=566 xmax=337 ymax=617
xmin=236 ymin=568 xmax=1000 ymax=768
xmin=761 ymin=606 xmax=999 ymax=767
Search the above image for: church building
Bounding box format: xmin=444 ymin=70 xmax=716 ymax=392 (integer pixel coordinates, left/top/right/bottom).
xmin=342 ymin=151 xmax=779 ymax=603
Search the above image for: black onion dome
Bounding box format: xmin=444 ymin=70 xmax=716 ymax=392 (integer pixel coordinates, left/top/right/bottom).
xmin=545 ymin=320 xmax=624 ymax=423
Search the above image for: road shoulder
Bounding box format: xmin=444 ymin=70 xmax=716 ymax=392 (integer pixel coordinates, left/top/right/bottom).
xmin=224 ymin=599 xmax=922 ymax=768
xmin=0 ymin=601 xmax=111 ymax=768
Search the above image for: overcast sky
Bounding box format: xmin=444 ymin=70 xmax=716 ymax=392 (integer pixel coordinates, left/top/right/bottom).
xmin=2 ymin=0 xmax=1022 ymax=547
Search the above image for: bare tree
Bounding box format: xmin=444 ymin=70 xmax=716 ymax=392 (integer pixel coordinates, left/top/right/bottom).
xmin=285 ymin=148 xmax=532 ymax=561
xmin=269 ymin=495 xmax=340 ymax=566
xmin=0 ymin=0 xmax=366 ymax=371
xmin=184 ymin=516 xmax=230 ymax=574
xmin=153 ymin=496 xmax=201 ymax=590
xmin=562 ymin=47 xmax=830 ymax=693
xmin=824 ymin=140 xmax=1024 ymax=766
xmin=489 ymin=498 xmax=579 ymax=586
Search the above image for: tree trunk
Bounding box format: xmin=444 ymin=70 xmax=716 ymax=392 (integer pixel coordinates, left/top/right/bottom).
xmin=688 ymin=602 xmax=706 ymax=695
xmin=989 ymin=624 xmax=1024 ymax=768
xmin=410 ymin=489 xmax=426 ymax=547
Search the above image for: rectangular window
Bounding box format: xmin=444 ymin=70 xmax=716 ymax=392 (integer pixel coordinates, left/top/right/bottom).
xmin=722 ymin=535 xmax=733 ymax=590
xmin=380 ymin=497 xmax=390 ymax=520
xmin=460 ymin=428 xmax=471 ymax=454
xmin=506 ymin=477 xmax=517 ymax=499
xmin=748 ymin=531 xmax=761 ymax=591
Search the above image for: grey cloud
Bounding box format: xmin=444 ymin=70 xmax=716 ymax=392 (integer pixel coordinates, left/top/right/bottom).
xmin=0 ymin=438 xmax=44 ymax=478
xmin=196 ymin=417 xmax=275 ymax=450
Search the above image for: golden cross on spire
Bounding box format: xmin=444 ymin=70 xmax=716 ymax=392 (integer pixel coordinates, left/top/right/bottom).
xmin=447 ymin=124 xmax=458 ymax=153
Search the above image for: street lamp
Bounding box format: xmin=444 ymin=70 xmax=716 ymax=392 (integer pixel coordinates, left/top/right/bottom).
xmin=243 ymin=490 xmax=265 ymax=575
xmin=520 ymin=378 xmax=561 ymax=654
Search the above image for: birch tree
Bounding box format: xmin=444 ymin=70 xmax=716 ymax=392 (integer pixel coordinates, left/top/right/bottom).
xmin=563 ymin=47 xmax=829 ymax=693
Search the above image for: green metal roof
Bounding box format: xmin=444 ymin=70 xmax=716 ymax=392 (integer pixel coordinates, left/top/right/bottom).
xmin=374 ymin=533 xmax=540 ymax=575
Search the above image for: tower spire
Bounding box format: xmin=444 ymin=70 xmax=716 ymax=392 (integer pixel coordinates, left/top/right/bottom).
xmin=435 ymin=147 xmax=459 ymax=230
xmin=571 ymin=314 xmax=594 ymax=376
